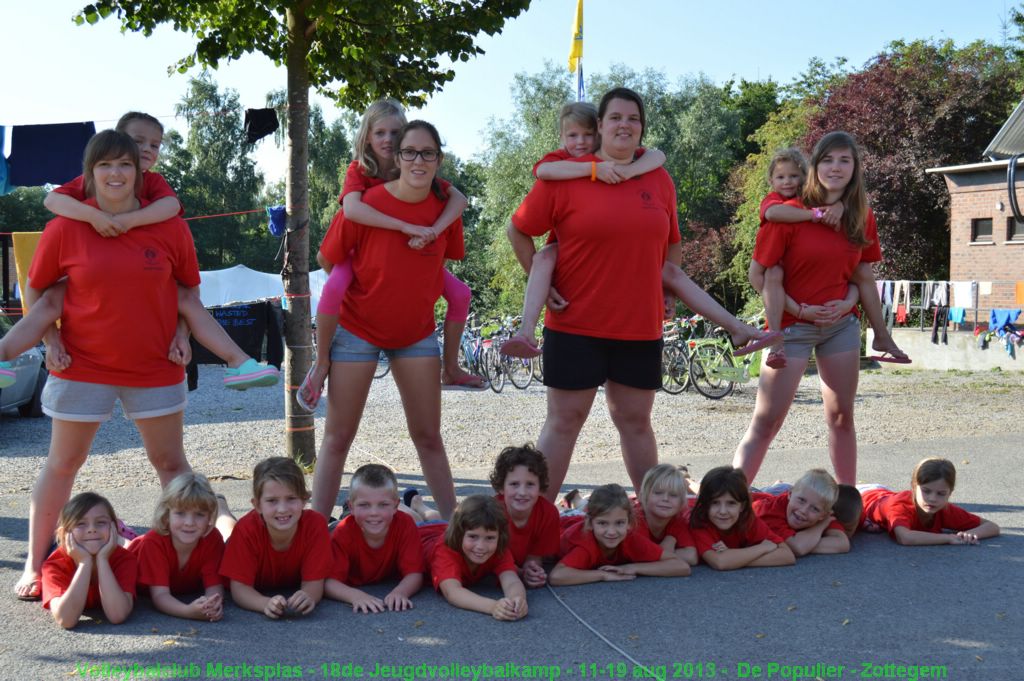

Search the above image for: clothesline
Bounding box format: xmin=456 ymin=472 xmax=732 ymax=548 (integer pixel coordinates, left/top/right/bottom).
xmin=0 ymin=207 xmax=268 ymax=235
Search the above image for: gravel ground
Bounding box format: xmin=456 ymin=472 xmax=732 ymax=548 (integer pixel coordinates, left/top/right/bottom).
xmin=2 ymin=365 xmax=1022 ymax=497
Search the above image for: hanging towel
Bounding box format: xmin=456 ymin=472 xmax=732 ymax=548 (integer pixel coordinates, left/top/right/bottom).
xmin=948 ymin=308 xmax=966 ymax=324
xmin=894 ymin=280 xmax=911 ymax=308
xmin=244 ymin=108 xmax=279 ymax=144
xmin=7 ymin=122 xmax=96 ymax=187
xmin=951 ymin=281 xmax=976 ymax=308
xmin=0 ymin=126 xmax=13 ymax=196
xmin=266 ymin=205 xmax=287 ymax=237
xmin=930 ymin=282 xmax=948 ymax=307
xmin=989 ymin=309 xmax=1021 ymax=334
xmin=1016 ymin=281 xmax=1024 ymax=305
xmin=979 ymin=281 xmax=993 ymax=296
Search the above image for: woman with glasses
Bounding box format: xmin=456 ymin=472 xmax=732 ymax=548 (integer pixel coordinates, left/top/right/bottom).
xmin=310 ymin=121 xmax=464 ymax=521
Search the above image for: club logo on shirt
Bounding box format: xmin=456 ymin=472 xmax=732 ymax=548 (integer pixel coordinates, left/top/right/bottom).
xmin=639 ymin=190 xmax=658 ymax=210
xmin=142 ymin=247 xmax=163 ymax=272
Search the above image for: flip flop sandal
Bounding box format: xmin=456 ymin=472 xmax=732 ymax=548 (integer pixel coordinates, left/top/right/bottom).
xmin=297 ymin=367 xmax=323 ymax=412
xmin=733 ymin=330 xmax=784 ymax=357
xmin=868 ymin=353 xmax=912 ymax=364
xmin=15 ymin=577 xmax=41 ymax=601
xmin=500 ymin=337 xmax=542 ymax=358
xmin=765 ymin=349 xmax=788 ymax=369
xmin=441 ymin=374 xmax=488 ymax=391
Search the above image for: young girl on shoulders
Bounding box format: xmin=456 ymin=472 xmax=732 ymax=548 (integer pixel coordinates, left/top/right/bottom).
xmin=129 ymin=472 xmax=234 ymax=621
xmin=0 ymin=111 xmax=278 ymax=389
xmin=300 ymin=99 xmax=478 ymax=408
xmin=749 ymin=146 xmax=907 ymax=368
xmin=419 ymin=495 xmax=527 ymax=621
xmin=635 ymin=464 xmax=698 ymax=566
xmin=549 ymin=483 xmax=689 ymax=586
xmin=500 ymin=102 xmax=667 ymax=358
xmin=41 ymin=492 xmax=136 ymax=629
xmin=489 ymin=444 xmax=560 ymax=587
xmin=689 ymin=467 xmax=795 ymax=570
xmin=219 ymin=457 xmax=331 ymax=619
xmin=859 ymin=457 xmax=1000 ymax=546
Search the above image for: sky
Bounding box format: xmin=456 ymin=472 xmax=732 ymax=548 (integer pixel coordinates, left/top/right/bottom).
xmin=1 ymin=0 xmax=1016 ymax=181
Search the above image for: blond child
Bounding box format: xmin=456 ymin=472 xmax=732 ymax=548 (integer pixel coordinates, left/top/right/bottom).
xmin=325 ymin=464 xmax=424 ymax=612
xmin=751 ymin=469 xmax=850 ymax=557
xmin=0 ymin=112 xmax=278 ymax=389
xmin=859 ymin=458 xmax=1000 ymax=546
xmin=129 ymin=473 xmax=234 ymax=621
xmin=219 ymin=457 xmax=331 ymax=619
xmin=635 ymin=464 xmax=698 ymax=566
xmin=41 ymin=492 xmax=136 ymax=628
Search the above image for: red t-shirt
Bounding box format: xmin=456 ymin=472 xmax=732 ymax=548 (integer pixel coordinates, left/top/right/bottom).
xmin=752 ymin=207 xmax=882 ymax=329
xmin=328 ymin=512 xmax=424 ymax=586
xmin=758 ymin=191 xmax=790 ymax=225
xmin=690 ymin=516 xmax=783 ymax=559
xmin=633 ymin=503 xmax=695 ymax=549
xmin=496 ymin=494 xmax=560 ymax=565
xmin=219 ymin=509 xmax=331 ymax=590
xmin=41 ymin=546 xmax=138 ymax=610
xmin=320 ymin=185 xmax=464 ymax=348
xmin=419 ymin=523 xmax=517 ymax=591
xmin=751 ymin=492 xmax=845 ymax=541
xmin=28 ymin=201 xmax=201 ymax=386
xmin=557 ymin=515 xmax=664 ymax=569
xmin=54 ymin=171 xmax=183 ymax=215
xmin=336 ymin=160 xmax=451 ymax=204
xmin=511 ymin=157 xmax=680 ymax=340
xmin=129 ymin=529 xmax=225 ymax=595
xmin=860 ymin=489 xmax=982 ymax=538
xmin=531 ymin=147 xmax=649 ymax=178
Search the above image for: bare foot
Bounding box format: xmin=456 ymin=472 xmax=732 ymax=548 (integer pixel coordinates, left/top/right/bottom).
xmin=441 ymin=367 xmax=486 ymax=389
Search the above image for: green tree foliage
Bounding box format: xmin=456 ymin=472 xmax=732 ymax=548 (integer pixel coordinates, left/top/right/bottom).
xmin=158 ymin=74 xmax=272 ymax=271
xmin=78 ymin=0 xmax=529 ymax=461
xmin=722 ymin=78 xmax=781 ymax=161
xmin=0 ymin=187 xmax=51 ymax=233
xmin=805 ymin=39 xmax=1022 ymax=279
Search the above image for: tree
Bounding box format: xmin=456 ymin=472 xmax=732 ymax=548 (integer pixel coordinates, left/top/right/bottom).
xmin=159 ymin=74 xmax=271 ymax=271
xmin=78 ymin=0 xmax=530 ymax=463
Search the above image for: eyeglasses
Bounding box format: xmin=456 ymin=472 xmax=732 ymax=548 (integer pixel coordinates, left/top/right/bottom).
xmin=398 ymin=148 xmax=439 ymax=162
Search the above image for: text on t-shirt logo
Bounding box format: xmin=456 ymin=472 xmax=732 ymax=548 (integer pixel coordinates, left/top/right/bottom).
xmin=142 ymin=247 xmax=163 ymax=272
xmin=639 ymin=190 xmax=658 ymax=210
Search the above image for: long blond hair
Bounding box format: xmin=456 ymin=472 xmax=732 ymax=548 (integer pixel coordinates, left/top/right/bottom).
xmin=802 ymin=131 xmax=871 ymax=247
xmin=353 ymin=99 xmax=406 ymax=179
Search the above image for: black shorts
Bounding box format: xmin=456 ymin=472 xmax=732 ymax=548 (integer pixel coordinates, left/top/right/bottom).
xmin=542 ymin=328 xmax=662 ymax=391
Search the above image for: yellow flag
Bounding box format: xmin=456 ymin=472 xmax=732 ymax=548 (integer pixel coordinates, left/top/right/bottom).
xmin=568 ymin=0 xmax=583 ymax=73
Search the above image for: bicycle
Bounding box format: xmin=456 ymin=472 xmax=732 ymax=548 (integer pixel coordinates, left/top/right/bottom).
xmin=500 ymin=317 xmax=534 ymax=390
xmin=686 ymin=320 xmax=763 ymax=400
xmin=660 ymin=317 xmax=697 ymax=394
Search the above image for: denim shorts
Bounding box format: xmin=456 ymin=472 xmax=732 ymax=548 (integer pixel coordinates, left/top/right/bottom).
xmin=330 ymin=325 xmax=440 ymax=363
xmin=782 ymin=314 xmax=861 ymax=360
xmin=42 ymin=374 xmax=187 ymax=422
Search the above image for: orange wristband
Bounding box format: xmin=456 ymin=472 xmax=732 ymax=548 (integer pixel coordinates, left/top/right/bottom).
xmin=590 ymin=161 xmax=597 ymax=182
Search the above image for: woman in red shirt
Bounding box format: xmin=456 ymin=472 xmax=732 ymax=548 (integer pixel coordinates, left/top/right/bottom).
xmin=735 ymin=131 xmax=882 ymax=486
xmin=16 ymin=130 xmax=200 ymax=600
xmin=311 ymin=121 xmax=463 ymax=521
xmin=508 ymin=88 xmax=760 ymax=497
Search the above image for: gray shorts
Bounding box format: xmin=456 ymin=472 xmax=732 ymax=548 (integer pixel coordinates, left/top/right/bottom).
xmin=782 ymin=314 xmax=861 ymax=360
xmin=329 ymin=325 xmax=440 ymax=363
xmin=42 ymin=374 xmax=187 ymax=422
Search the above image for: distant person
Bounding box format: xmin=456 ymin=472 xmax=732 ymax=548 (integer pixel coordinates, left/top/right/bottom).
xmin=16 ymin=130 xmax=202 ymax=602
xmin=310 ymin=121 xmax=463 ymax=521
xmin=858 ymin=457 xmax=1000 ymax=545
xmin=507 ymin=87 xmax=774 ymax=497
xmin=299 ymin=99 xmax=480 ymax=412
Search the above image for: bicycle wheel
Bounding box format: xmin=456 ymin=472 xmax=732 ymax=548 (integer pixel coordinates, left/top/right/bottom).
xmin=505 ymin=354 xmax=533 ymax=389
xmin=531 ymin=353 xmax=544 ymax=382
xmin=485 ymin=348 xmax=505 ymax=393
xmin=661 ymin=344 xmax=690 ymax=394
xmin=374 ymin=350 xmax=391 ymax=379
xmin=688 ymin=344 xmax=734 ymax=399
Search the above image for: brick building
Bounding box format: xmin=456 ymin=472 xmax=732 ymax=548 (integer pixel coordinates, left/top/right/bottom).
xmin=927 ymin=101 xmax=1024 ymax=316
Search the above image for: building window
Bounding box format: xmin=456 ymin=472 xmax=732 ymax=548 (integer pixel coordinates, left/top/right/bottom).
xmin=971 ymin=218 xmax=992 ymax=242
xmin=1008 ymin=217 xmax=1024 ymax=242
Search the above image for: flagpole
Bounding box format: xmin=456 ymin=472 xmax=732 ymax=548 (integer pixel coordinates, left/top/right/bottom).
xmin=569 ymin=0 xmax=584 ymax=101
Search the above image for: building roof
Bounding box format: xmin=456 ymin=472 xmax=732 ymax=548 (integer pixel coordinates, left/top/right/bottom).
xmin=983 ymin=98 xmax=1024 ymax=160
xmin=926 ymin=157 xmax=1024 ymax=175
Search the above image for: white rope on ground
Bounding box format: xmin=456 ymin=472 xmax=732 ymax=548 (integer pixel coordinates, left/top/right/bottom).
xmin=349 ymin=443 xmax=397 ymax=469
xmin=545 ymin=584 xmax=657 ymax=675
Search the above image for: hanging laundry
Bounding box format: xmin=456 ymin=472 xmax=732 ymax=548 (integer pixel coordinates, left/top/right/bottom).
xmin=989 ymin=309 xmax=1021 ymax=336
xmin=1016 ymin=281 xmax=1024 ymax=305
xmin=948 ymin=308 xmax=966 ymax=324
xmin=244 ymin=108 xmax=279 ymax=144
xmin=881 ymin=281 xmax=893 ymax=305
xmin=930 ymin=281 xmax=948 ymax=308
xmin=266 ymin=205 xmax=287 ymax=237
xmin=894 ymin=280 xmax=911 ymax=309
xmin=0 ymin=127 xmax=13 ymax=196
xmin=931 ymin=306 xmax=948 ymax=345
xmin=6 ymin=122 xmax=96 ymax=187
xmin=979 ymin=282 xmax=993 ymax=296
xmin=951 ymin=281 xmax=976 ymax=308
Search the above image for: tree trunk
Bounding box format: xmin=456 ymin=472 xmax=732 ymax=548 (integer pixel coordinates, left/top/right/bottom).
xmin=282 ymin=7 xmax=315 ymax=464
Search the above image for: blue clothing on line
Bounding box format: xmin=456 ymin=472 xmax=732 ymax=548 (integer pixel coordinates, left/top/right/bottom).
xmin=989 ymin=309 xmax=1021 ymax=335
xmin=0 ymin=127 xmax=12 ymax=196
xmin=948 ymin=307 xmax=966 ymax=324
xmin=6 ymin=122 xmax=96 ymax=187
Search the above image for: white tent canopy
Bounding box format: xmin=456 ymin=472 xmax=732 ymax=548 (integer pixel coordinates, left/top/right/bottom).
xmin=198 ymin=264 xmax=329 ymax=310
